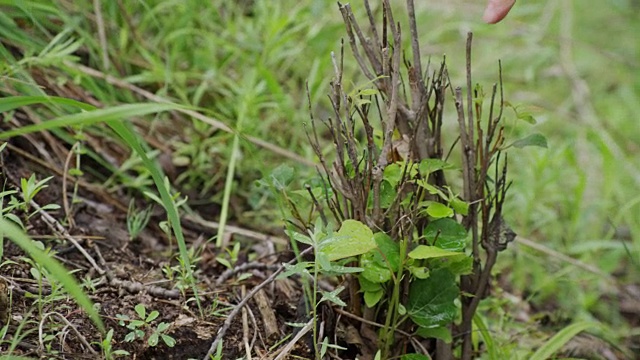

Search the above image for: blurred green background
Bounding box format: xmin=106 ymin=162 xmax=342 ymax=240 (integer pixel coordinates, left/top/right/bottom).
xmin=1 ymin=0 xmax=638 ymax=356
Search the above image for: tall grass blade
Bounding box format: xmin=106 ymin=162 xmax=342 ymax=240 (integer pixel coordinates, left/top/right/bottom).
xmin=107 ymin=120 xmax=202 ymax=315
xmin=0 ymin=102 xmax=180 ymax=140
xmin=529 ymin=321 xmax=599 ymax=360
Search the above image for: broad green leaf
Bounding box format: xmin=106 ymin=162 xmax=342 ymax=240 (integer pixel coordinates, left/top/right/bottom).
xmin=415 ymin=326 xmax=452 ymax=343
xmin=449 ymin=197 xmax=469 ymax=216
xmin=407 ymin=268 xmax=458 ymax=328
xmin=359 ymin=276 xmax=383 ymax=292
xmin=432 ymin=255 xmax=473 ymax=276
xmin=418 ymin=159 xmax=452 ymax=175
xmin=162 ymin=334 xmax=176 ymax=347
xmin=408 ymin=265 xmax=430 ymax=279
xmin=0 ymin=219 xmax=105 ymax=333
xmin=510 ymin=133 xmax=548 ymax=149
xmin=409 ymin=245 xmax=464 ymax=260
xmin=134 ymin=304 xmax=146 ymax=319
xmin=318 ymin=220 xmax=376 ymax=261
xmin=530 ymin=322 xmax=599 ymax=360
xmin=424 ymin=218 xmax=468 ymax=251
xmin=364 ymin=290 xmax=384 ymax=308
xmin=383 ymin=162 xmax=416 ymax=187
xmin=378 ymin=180 xmax=396 ymax=208
xmin=148 ymin=333 xmax=159 ymax=347
xmin=426 ymin=202 xmax=453 ymax=219
xmin=270 ymin=164 xmax=294 ymax=190
xmin=146 ymin=310 xmax=160 ymax=322
xmin=360 ymin=232 xmax=400 ymax=283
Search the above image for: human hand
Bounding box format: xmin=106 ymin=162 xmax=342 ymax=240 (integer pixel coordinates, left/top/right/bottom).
xmin=483 ymin=0 xmax=516 ymax=24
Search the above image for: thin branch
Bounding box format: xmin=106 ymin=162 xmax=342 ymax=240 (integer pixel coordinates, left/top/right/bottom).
xmin=202 ymin=247 xmax=313 ymax=360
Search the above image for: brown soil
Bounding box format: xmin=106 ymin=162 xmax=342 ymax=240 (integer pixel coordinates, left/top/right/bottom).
xmin=0 ymin=117 xmax=317 ymax=359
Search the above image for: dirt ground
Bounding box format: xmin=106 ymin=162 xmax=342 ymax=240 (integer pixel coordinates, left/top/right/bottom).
xmin=0 ymin=123 xmax=324 ymax=359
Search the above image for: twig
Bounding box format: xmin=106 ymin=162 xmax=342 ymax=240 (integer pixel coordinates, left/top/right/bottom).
xmin=241 ymin=285 xmax=252 ymax=360
xmin=183 ymin=213 xmax=288 ymax=245
xmin=38 ymin=311 xmax=97 ymax=355
xmin=270 ymin=319 xmax=313 ymax=360
xmin=30 ymin=200 xmax=104 ymax=275
xmin=202 ymin=247 xmax=313 ymax=360
xmin=61 ymin=142 xmax=79 ymax=230
xmin=92 ymin=0 xmax=110 ymax=71
xmin=215 ymin=262 xmax=280 ymax=287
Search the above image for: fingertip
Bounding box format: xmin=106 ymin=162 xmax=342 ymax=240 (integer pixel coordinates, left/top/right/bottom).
xmin=483 ymin=0 xmax=516 ymax=24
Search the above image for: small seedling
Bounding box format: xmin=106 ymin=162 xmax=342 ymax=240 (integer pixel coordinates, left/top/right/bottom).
xmin=126 ymin=199 xmax=153 ymax=241
xmin=116 ymin=303 xmax=176 ymax=348
xmin=97 ymin=328 xmax=130 ymax=359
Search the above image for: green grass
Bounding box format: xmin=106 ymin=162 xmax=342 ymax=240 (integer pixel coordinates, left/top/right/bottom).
xmin=0 ymin=0 xmax=638 ymax=357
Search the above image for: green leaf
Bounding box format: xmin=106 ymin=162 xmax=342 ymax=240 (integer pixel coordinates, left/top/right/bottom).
xmin=474 ymin=314 xmax=499 ymax=359
xmin=409 ymin=245 xmax=464 ymax=260
xmin=269 ymin=164 xmax=294 ymax=190
xmin=134 ymin=304 xmax=146 ymax=319
xmin=415 ymin=326 xmax=452 ymax=343
xmin=148 ymin=333 xmax=159 ymax=347
xmin=401 ymin=354 xmax=431 ymax=360
xmin=433 ymin=255 xmax=473 ymax=276
xmin=0 ymin=95 xmax=95 ymax=113
xmin=124 ymin=332 xmax=136 ymax=342
xmin=287 ymin=230 xmax=314 ymax=246
xmin=408 ymin=265 xmax=430 ymax=279
xmin=320 ymin=286 xmax=347 ymax=307
xmin=425 ymin=202 xmax=453 ymax=219
xmin=407 ymin=268 xmax=458 ymax=328
xmin=530 ymin=322 xmax=600 ymax=360
xmin=364 ymin=290 xmax=384 ymax=308
xmin=449 ymin=197 xmax=469 ymax=216
xmin=146 ymin=310 xmax=160 ymax=322
xmin=424 ymin=218 xmax=468 ymax=251
xmin=505 ymin=101 xmax=538 ymax=124
xmin=359 ymin=276 xmax=383 ymax=292
xmin=378 ymin=180 xmax=396 ymax=208
xmin=318 ymin=220 xmax=376 ymax=261
xmin=510 ymin=133 xmax=548 ymax=149
xmin=278 ymin=262 xmax=311 ymax=279
xmin=398 ymin=303 xmax=406 ymax=315
xmin=107 ymin=119 xmax=202 ymax=314
xmin=0 ymin=103 xmax=180 ymax=140
xmin=359 ymin=88 xmax=379 ymax=96
xmin=418 ymin=159 xmax=452 ymax=175
xmin=162 ymin=334 xmax=176 ymax=347
xmin=383 ymin=162 xmax=409 ymax=187
xmin=360 ymin=232 xmax=399 ymax=283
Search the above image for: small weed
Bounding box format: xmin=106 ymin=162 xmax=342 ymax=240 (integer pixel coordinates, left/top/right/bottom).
xmin=117 ymin=304 xmax=176 ymax=348
xmin=215 ymin=242 xmax=241 ymax=269
xmin=96 ymin=328 xmax=130 ymax=359
xmin=126 ymin=199 xmax=153 ymax=241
